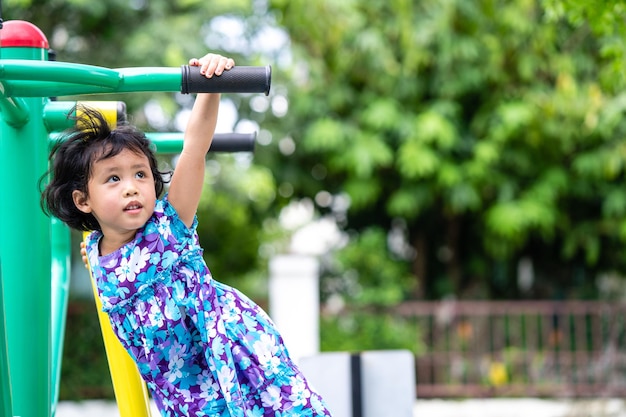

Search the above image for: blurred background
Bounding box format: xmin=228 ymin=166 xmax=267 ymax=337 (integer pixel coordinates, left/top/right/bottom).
xmin=5 ymin=0 xmax=626 ymax=410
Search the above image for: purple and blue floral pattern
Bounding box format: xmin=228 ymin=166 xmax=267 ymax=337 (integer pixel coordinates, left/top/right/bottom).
xmin=86 ymin=196 xmax=332 ymax=417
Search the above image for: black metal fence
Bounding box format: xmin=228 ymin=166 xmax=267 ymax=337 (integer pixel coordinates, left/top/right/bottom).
xmin=396 ymin=301 xmax=626 ymax=398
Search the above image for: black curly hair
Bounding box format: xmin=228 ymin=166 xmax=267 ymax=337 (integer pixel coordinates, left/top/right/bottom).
xmin=40 ymin=106 xmax=170 ymax=231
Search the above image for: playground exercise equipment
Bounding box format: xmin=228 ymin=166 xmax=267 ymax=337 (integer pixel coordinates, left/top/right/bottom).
xmin=0 ymin=20 xmax=271 ymax=417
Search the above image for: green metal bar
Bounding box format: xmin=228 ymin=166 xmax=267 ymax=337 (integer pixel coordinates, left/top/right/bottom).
xmin=0 ymin=47 xmax=52 ymax=417
xmin=42 ymin=101 xmax=76 ymax=133
xmin=144 ymin=132 xmax=256 ymax=153
xmin=147 ymin=132 xmax=190 ymax=153
xmin=0 ymin=99 xmax=52 ymax=417
xmin=6 ymin=80 xmax=116 ymax=97
xmin=0 ymin=59 xmax=121 ymax=88
xmin=49 ymin=132 xmax=256 ymax=154
xmin=0 ymin=47 xmax=47 ymax=61
xmin=0 ymin=258 xmax=13 ymax=417
xmin=116 ymin=67 xmax=181 ymax=92
xmin=48 ymin=132 xmax=255 ymax=154
xmin=43 ymin=100 xmax=127 ymax=133
xmin=0 ymin=62 xmax=180 ymax=97
xmin=50 ymin=218 xmax=70 ymax=417
xmin=0 ymin=83 xmax=29 ymax=127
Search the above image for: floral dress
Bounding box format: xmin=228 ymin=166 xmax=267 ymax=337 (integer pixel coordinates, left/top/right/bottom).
xmin=85 ymin=196 xmax=332 ymax=417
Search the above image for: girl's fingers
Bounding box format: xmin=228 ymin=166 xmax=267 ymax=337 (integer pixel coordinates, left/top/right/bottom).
xmin=213 ymin=56 xmax=230 ymax=76
xmin=195 ymin=54 xmax=235 ymax=78
xmin=79 ymin=241 xmax=88 ymax=268
xmin=203 ymin=59 xmax=218 ymax=78
xmin=214 ymin=57 xmax=235 ymax=77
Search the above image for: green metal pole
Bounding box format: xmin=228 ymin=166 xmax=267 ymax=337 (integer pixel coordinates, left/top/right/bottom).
xmin=0 ymin=21 xmax=52 ymax=417
xmin=50 ymin=218 xmax=70 ymax=417
xmin=0 ymin=62 xmax=179 ymax=97
xmin=0 ymin=59 xmax=122 ymax=87
xmin=0 ymin=259 xmax=13 ymax=417
xmin=145 ymin=132 xmax=257 ymax=153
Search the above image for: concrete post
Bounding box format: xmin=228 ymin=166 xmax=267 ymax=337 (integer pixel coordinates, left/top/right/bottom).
xmin=268 ymin=255 xmax=320 ymax=362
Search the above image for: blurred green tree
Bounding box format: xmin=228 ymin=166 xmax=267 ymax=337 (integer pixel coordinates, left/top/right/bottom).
xmin=542 ymin=0 xmax=626 ymax=90
xmin=265 ymin=0 xmax=626 ymax=301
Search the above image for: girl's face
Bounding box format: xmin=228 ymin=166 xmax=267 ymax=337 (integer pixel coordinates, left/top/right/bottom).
xmin=73 ymin=148 xmax=157 ymax=247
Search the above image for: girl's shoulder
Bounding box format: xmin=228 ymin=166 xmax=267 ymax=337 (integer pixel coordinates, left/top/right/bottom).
xmin=150 ymin=194 xmax=199 ymax=239
xmin=155 ymin=195 xmax=177 ymax=218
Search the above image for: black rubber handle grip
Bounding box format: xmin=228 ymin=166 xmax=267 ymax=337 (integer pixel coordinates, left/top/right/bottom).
xmin=181 ymin=65 xmax=271 ymax=95
xmin=210 ymin=133 xmax=256 ymax=153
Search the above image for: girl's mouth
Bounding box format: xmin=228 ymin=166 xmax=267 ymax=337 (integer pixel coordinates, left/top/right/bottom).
xmin=124 ymin=202 xmax=143 ymax=211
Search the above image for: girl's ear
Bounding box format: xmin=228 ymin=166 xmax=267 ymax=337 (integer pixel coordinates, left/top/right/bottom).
xmin=72 ymin=190 xmax=92 ymax=213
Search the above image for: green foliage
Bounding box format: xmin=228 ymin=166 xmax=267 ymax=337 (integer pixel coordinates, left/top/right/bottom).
xmin=318 ymin=227 xmax=421 ymax=352
xmin=320 ymin=312 xmax=424 ymax=354
xmin=541 ymin=0 xmax=626 ymax=90
xmin=267 ymin=0 xmax=626 ymax=299
xmin=59 ymin=300 xmax=114 ymax=400
xmin=196 ymin=154 xmax=277 ymax=299
xmin=324 ymin=227 xmax=414 ymax=307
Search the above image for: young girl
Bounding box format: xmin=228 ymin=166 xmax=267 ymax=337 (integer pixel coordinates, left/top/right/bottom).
xmin=41 ymin=53 xmax=332 ymax=417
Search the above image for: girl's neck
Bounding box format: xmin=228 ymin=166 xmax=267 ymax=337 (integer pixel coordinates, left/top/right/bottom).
xmin=98 ymin=231 xmax=137 ymax=256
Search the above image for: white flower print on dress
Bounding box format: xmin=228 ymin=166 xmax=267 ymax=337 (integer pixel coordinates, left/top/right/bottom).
xmin=148 ymin=302 xmax=165 ymax=327
xmin=156 ymin=211 xmax=172 ymax=240
xmin=198 ymin=370 xmax=220 ymax=401
xmin=205 ymin=310 xmax=218 ymax=338
xmin=254 ymin=333 xmax=281 ymax=376
xmin=165 ymin=355 xmax=184 ymax=383
xmin=289 ymin=375 xmax=311 ymax=407
xmin=130 ymin=245 xmax=151 ymax=275
xmin=261 ymin=385 xmax=282 ymax=410
xmin=115 ymin=257 xmax=135 ymax=282
xmin=216 ymin=366 xmax=235 ymax=401
xmin=221 ymin=296 xmax=242 ymax=323
xmin=164 ymin=296 xmax=182 ymax=321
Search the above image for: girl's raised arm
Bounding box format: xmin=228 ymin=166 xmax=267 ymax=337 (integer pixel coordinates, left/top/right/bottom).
xmin=168 ymin=53 xmax=235 ymax=227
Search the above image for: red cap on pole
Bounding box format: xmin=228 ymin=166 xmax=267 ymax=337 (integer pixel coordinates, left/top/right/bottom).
xmin=0 ymin=20 xmax=49 ymax=48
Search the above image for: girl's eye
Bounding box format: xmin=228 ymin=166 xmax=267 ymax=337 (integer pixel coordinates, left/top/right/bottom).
xmin=136 ymin=171 xmax=146 ymax=179
xmin=107 ymin=175 xmax=120 ymax=183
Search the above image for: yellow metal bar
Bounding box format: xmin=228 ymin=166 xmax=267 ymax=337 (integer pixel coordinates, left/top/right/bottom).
xmin=77 ymin=101 xmax=125 ymax=125
xmin=83 ymin=233 xmax=152 ymax=417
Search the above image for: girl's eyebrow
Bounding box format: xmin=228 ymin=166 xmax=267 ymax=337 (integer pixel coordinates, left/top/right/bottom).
xmin=131 ymin=162 xmax=150 ymax=170
xmin=96 ymin=162 xmax=148 ymax=175
xmin=97 ymin=165 xmax=120 ymax=174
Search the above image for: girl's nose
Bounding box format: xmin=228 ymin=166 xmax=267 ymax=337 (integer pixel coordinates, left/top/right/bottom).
xmin=123 ymin=183 xmax=138 ymax=197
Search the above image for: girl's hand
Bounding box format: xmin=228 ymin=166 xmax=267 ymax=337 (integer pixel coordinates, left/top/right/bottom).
xmin=80 ymin=241 xmax=89 ymax=269
xmin=189 ymin=53 xmax=235 ymax=78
